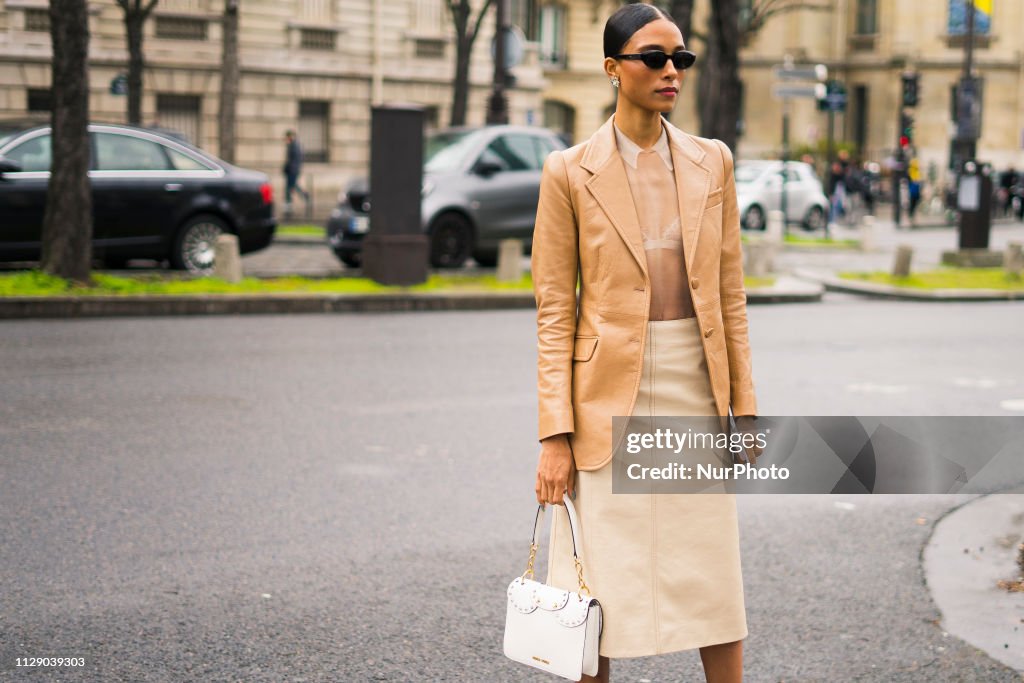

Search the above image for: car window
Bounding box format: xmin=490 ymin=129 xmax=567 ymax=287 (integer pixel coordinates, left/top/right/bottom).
xmin=532 ymin=135 xmax=559 ymax=168
xmin=478 ymin=134 xmax=538 ymax=172
xmin=735 ymin=164 xmax=765 ymax=184
xmin=164 ymin=145 xmax=213 ymax=171
xmin=5 ymin=134 xmax=51 ymax=172
xmin=424 ymin=130 xmax=486 ymax=174
xmin=95 ymin=133 xmax=172 ymax=171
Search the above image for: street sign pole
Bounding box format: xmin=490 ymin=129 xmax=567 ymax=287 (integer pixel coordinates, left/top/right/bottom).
xmin=773 ymin=60 xmax=828 ymax=237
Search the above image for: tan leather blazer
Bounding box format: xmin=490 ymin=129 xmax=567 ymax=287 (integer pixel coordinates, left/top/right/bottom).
xmin=531 ymin=113 xmax=758 ymax=472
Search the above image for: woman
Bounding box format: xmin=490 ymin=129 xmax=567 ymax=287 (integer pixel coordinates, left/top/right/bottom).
xmin=531 ymin=5 xmax=760 ymax=682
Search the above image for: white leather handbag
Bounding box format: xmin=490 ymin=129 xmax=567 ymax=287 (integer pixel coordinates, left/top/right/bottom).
xmin=503 ymin=492 xmax=603 ymax=681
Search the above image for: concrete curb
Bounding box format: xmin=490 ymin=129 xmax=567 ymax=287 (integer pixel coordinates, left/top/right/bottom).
xmin=921 ymin=488 xmax=1024 ymax=673
xmin=0 ymin=281 xmax=822 ymax=319
xmin=793 ymin=267 xmax=1024 ymax=302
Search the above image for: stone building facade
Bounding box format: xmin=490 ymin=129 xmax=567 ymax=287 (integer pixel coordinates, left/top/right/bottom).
xmin=0 ymin=0 xmax=549 ymax=214
xmin=1 ymin=0 xmax=1022 ymax=210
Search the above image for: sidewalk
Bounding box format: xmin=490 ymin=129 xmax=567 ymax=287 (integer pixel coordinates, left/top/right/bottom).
xmin=923 ymin=486 xmax=1024 ymax=674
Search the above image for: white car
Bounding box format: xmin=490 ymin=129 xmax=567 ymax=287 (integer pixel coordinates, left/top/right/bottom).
xmin=734 ymin=160 xmax=829 ymax=231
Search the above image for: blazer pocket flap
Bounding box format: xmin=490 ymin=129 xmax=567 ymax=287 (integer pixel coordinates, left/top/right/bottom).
xmin=573 ymin=335 xmax=598 ymax=361
xmin=705 ymin=187 xmax=724 ymax=207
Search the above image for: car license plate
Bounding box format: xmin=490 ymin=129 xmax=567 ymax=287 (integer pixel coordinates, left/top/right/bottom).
xmin=350 ymin=215 xmax=370 ymax=234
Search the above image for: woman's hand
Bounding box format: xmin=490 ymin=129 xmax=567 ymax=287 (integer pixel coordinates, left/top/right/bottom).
xmin=536 ymin=433 xmax=576 ymax=506
xmin=735 ymin=415 xmax=763 ymax=466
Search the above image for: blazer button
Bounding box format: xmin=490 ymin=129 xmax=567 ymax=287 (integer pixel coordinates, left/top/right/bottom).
xmin=690 ymin=277 xmax=700 ymax=289
xmin=704 ymin=327 xmax=714 ymax=338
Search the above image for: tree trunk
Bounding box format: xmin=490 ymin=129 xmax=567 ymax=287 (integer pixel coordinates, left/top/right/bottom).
xmin=446 ymin=0 xmax=493 ymax=127
xmin=696 ymin=17 xmax=719 ymax=140
xmin=218 ymin=0 xmax=240 ymax=163
xmin=450 ymin=33 xmax=471 ymax=126
xmin=124 ymin=10 xmax=145 ymax=125
xmin=42 ymin=0 xmax=93 ymax=284
xmin=668 ymin=0 xmax=695 ymax=48
xmin=710 ymin=0 xmax=741 ymax=152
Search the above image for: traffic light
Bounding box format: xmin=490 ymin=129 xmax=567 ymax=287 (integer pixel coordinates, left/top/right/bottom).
xmin=901 ymin=72 xmax=919 ymax=107
xmin=900 ymin=111 xmax=915 ymax=147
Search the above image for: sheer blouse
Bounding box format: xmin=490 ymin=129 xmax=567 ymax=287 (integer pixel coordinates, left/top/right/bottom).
xmin=613 ymin=119 xmax=697 ymax=321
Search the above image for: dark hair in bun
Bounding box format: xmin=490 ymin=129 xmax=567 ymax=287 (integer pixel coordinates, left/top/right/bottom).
xmin=603 ymin=3 xmax=674 ymax=58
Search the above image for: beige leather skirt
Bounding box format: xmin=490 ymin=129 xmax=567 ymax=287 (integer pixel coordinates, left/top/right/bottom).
xmin=546 ymin=316 xmax=748 ymax=659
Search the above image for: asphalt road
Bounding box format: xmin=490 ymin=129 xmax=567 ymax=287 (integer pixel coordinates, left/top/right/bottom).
xmin=1 ymin=299 xmax=1022 ymax=682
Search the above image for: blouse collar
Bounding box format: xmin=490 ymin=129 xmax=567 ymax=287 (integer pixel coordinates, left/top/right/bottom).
xmin=613 ymin=117 xmax=673 ymax=171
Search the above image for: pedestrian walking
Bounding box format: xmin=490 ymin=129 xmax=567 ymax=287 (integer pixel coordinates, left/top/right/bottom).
xmin=827 ymin=160 xmax=847 ymax=226
xmin=282 ymin=129 xmax=310 ymax=219
xmin=907 ymin=156 xmax=922 ymax=225
xmin=530 ymin=5 xmax=761 ymax=682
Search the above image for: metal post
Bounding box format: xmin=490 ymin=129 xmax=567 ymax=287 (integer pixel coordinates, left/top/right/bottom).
xmin=781 ymin=99 xmax=789 ymax=237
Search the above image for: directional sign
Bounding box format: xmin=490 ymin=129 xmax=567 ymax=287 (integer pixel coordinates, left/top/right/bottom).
xmin=773 ymin=64 xmax=828 ymax=82
xmin=817 ymin=80 xmax=847 ymax=112
xmin=773 ymin=83 xmax=827 ymax=100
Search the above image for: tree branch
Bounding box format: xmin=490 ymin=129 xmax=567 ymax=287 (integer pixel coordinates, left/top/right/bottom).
xmin=746 ymin=0 xmax=830 ymax=36
xmin=468 ymin=0 xmax=495 ymax=44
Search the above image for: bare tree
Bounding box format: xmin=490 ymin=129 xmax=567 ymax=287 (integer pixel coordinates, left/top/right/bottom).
xmin=41 ymin=0 xmax=93 ymax=284
xmin=116 ymin=0 xmax=159 ymax=126
xmin=665 ymin=0 xmax=830 ymax=150
xmin=218 ymin=0 xmax=240 ymax=163
xmin=446 ymin=0 xmax=495 ymax=126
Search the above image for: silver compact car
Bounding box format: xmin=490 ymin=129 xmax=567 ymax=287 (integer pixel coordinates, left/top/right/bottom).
xmin=734 ymin=160 xmax=828 ymax=231
xmin=327 ymin=125 xmax=568 ymax=268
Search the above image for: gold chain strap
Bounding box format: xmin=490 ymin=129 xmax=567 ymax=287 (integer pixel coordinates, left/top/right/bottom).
xmin=574 ymin=556 xmax=591 ymax=596
xmin=521 ymin=542 xmax=538 ymax=581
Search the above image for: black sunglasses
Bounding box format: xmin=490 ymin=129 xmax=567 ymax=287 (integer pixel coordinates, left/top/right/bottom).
xmin=613 ymin=49 xmax=697 ymax=70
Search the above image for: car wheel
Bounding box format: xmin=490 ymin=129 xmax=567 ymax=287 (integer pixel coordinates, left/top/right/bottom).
xmin=472 ymin=250 xmax=498 ymax=267
xmin=429 ymin=212 xmax=473 ymax=269
xmin=743 ymin=205 xmax=766 ymax=231
xmin=171 ymin=214 xmax=228 ymax=274
xmin=338 ymin=250 xmax=362 ymax=268
xmin=802 ymin=206 xmax=825 ymax=231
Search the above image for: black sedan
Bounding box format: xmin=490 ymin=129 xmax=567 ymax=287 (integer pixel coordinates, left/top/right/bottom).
xmin=0 ymin=122 xmax=276 ymax=273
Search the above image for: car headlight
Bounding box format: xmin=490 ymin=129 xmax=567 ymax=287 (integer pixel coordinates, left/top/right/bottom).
xmin=421 ymin=178 xmax=434 ymax=197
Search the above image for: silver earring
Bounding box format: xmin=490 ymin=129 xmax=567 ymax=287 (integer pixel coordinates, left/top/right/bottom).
xmin=610 ymin=75 xmax=620 ymax=88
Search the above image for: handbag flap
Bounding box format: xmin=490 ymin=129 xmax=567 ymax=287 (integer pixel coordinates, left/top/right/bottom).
xmin=506 ymin=577 xmax=596 ymax=627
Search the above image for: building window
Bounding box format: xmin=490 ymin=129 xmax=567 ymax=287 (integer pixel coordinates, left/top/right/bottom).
xmin=422 ymin=105 xmax=440 ymax=132
xmin=511 ymin=0 xmax=538 ymax=41
xmin=24 ymin=8 xmax=50 ymax=32
xmin=156 ymin=94 xmax=201 ymax=146
xmin=945 ymin=0 xmax=991 ymax=48
xmin=298 ymin=101 xmax=329 ymax=163
xmin=159 ymin=0 xmax=208 ymax=12
xmin=155 ymin=16 xmax=208 ymax=40
xmin=855 ymin=0 xmax=877 ymax=34
xmin=300 ymin=28 xmax=337 ymax=50
xmin=27 ymin=89 xmax=52 ymax=112
xmin=300 ymin=0 xmax=334 ymax=22
xmin=543 ymin=100 xmax=575 ymax=144
xmin=538 ymin=4 xmax=567 ymax=68
xmin=414 ymin=38 xmax=445 ymax=58
xmin=412 ymin=0 xmax=444 ymax=35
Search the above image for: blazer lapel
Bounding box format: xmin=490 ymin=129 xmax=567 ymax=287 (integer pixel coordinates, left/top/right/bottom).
xmin=582 ymin=115 xmax=648 ymax=279
xmin=665 ymin=123 xmax=713 ymax=269
xmin=581 ymin=114 xmax=715 ymax=280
